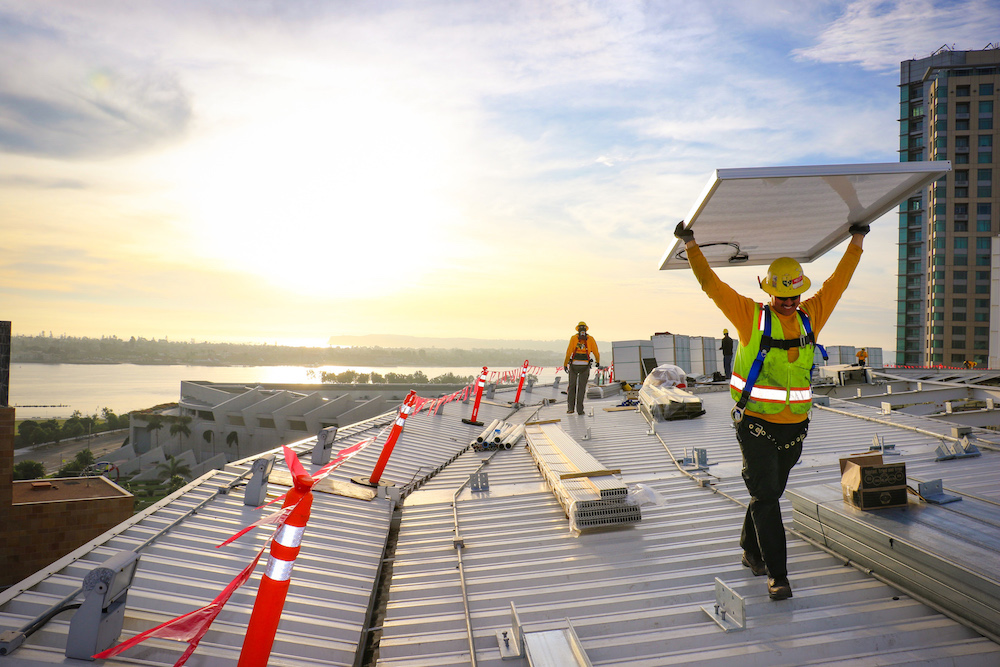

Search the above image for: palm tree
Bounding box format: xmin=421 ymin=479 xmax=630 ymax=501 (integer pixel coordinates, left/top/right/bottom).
xmin=155 ymin=456 xmax=192 ymax=489
xmin=169 ymin=416 xmax=192 ymax=447
xmin=145 ymin=415 xmax=165 ymax=449
xmin=203 ymin=430 xmax=214 ymax=457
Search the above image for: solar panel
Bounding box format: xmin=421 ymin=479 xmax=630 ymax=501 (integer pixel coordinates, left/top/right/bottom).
xmin=659 ymin=162 xmax=951 ymax=270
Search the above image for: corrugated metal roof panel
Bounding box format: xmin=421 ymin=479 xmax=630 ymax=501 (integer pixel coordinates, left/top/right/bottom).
xmin=3 ymin=383 xmax=999 ymax=666
xmin=377 ymin=391 xmax=1000 ymax=665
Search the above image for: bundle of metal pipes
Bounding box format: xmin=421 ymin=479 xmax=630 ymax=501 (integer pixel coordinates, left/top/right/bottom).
xmin=471 ymin=419 xmax=526 ymax=452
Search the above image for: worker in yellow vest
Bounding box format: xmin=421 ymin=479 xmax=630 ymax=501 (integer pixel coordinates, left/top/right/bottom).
xmin=564 ymin=321 xmax=600 ymax=415
xmin=674 ymin=220 xmax=867 ymax=601
xmin=856 ymin=348 xmax=868 ymax=367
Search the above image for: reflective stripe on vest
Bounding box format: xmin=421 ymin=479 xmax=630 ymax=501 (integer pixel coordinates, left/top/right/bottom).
xmin=730 ymin=303 xmax=814 ymax=414
xmin=730 ymin=373 xmax=811 ymax=403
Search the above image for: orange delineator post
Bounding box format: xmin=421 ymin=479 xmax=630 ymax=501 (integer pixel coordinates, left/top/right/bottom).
xmin=368 ymin=390 xmax=418 ymax=485
xmin=238 ymin=474 xmax=314 ymax=667
xmin=513 ymin=359 xmax=529 ymax=405
xmin=462 ymin=367 xmax=488 ymax=426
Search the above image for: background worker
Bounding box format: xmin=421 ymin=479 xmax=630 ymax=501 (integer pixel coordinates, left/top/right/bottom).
xmin=564 ymin=321 xmax=600 ymax=415
xmin=856 ymin=347 xmax=868 ymax=367
xmin=674 ymin=220 xmax=867 ymax=601
xmin=721 ymin=329 xmax=735 ymax=377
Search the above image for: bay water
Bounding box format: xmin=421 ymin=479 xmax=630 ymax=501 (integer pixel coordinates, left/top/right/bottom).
xmin=9 ymin=363 xmax=553 ymax=420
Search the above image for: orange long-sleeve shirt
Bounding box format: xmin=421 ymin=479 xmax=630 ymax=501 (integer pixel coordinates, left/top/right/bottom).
xmin=688 ymin=243 xmax=863 ymax=423
xmin=565 ymin=334 xmax=599 ymax=366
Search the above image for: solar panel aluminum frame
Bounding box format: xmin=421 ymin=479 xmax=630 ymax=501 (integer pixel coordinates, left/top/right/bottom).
xmin=659 ymin=161 xmax=952 ymax=270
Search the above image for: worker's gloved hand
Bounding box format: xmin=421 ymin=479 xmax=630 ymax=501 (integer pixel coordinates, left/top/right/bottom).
xmin=848 ymin=223 xmax=871 ymax=236
xmin=563 ymin=365 xmax=569 ymax=373
xmin=674 ymin=220 xmax=694 ymax=242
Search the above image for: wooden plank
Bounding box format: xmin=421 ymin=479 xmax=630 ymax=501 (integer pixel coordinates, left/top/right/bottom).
xmin=559 ymin=469 xmax=621 ymax=480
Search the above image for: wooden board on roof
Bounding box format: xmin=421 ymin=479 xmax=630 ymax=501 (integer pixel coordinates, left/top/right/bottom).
xmin=659 ymin=162 xmax=951 ymax=270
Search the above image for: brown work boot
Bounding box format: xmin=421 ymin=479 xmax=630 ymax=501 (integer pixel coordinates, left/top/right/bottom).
xmin=767 ymin=577 xmax=792 ymax=600
xmin=741 ymin=551 xmax=766 ymax=576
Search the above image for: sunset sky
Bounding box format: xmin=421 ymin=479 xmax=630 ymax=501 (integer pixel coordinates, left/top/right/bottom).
xmin=2 ymin=1 xmax=999 ymax=353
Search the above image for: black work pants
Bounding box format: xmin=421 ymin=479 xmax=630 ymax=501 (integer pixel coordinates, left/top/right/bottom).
xmin=567 ymin=365 xmax=590 ymax=414
xmin=736 ymin=415 xmax=808 ymax=579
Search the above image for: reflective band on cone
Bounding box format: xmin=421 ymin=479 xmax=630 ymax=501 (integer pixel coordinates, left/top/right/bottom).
xmin=238 ymin=480 xmax=314 ymax=667
xmin=368 ymin=390 xmax=418 ymax=485
xmin=466 ymin=367 xmax=488 ymax=424
xmin=513 ymin=359 xmax=529 ymax=404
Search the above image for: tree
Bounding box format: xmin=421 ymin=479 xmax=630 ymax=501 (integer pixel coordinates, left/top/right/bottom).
xmin=17 ymin=420 xmax=38 ymax=439
xmin=164 ymin=475 xmax=187 ymax=494
xmin=226 ymin=431 xmax=239 ymax=458
xmin=56 ymin=449 xmax=95 ymax=477
xmin=145 ymin=415 xmax=165 ymax=448
xmin=169 ymin=416 xmax=192 ymax=446
xmin=13 ymin=460 xmax=45 ymax=480
xmin=156 ymin=456 xmax=192 ymax=486
xmin=336 ymin=369 xmax=360 ymax=383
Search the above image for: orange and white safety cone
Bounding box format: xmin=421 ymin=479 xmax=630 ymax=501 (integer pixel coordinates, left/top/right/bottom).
xmin=237 ymin=472 xmax=314 ymax=667
xmin=367 ymin=390 xmax=418 ymax=486
xmin=513 ymin=360 xmax=529 ymax=406
xmin=462 ymin=366 xmax=488 ymax=426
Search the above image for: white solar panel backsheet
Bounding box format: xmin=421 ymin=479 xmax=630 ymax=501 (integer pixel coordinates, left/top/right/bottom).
xmin=659 ymin=162 xmax=951 ymax=270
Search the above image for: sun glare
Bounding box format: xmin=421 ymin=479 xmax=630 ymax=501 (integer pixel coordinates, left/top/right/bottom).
xmin=175 ymin=86 xmax=461 ymax=298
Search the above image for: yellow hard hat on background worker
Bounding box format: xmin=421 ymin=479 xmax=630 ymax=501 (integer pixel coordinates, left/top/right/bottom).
xmin=759 ymin=258 xmax=811 ymax=297
xmin=577 ymin=321 xmax=588 ymax=331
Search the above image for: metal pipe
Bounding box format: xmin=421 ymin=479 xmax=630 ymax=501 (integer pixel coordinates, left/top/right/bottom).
xmin=494 ymin=423 xmax=516 ymax=443
xmin=815 ymin=404 xmax=1000 ymax=451
xmin=475 ymin=419 xmax=500 ymax=443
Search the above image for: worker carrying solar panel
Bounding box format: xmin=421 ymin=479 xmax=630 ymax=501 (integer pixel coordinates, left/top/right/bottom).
xmin=564 ymin=321 xmax=600 ymax=416
xmin=673 ymin=219 xmax=869 ymax=602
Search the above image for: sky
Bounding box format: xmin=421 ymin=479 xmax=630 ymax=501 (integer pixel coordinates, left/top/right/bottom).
xmin=1 ymin=1 xmax=999 ymax=355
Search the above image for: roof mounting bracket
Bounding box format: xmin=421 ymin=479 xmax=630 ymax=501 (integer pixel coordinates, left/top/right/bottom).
xmin=469 ymin=472 xmax=489 ymax=492
xmin=918 ymin=479 xmax=962 ymax=504
xmin=496 ymin=602 xmax=593 ymax=665
xmin=701 ymin=578 xmax=746 ymax=633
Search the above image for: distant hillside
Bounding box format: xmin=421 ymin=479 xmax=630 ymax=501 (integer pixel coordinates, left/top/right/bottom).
xmin=328 ymin=334 xmax=566 ymax=353
xmin=11 ymin=334 xmax=563 ymax=367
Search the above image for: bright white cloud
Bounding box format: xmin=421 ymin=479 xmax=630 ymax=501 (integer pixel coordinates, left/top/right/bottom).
xmin=794 ymin=0 xmax=1000 ymax=72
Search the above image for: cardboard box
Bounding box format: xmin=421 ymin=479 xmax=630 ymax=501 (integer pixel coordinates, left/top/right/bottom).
xmin=838 ymin=453 xmax=885 ymax=476
xmin=841 ymin=455 xmax=908 ymax=510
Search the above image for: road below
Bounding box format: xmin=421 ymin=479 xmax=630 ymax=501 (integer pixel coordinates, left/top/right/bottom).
xmin=13 ymin=430 xmax=130 ymax=475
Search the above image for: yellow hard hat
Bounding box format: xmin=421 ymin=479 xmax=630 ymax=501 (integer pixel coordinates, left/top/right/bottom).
xmin=723 ymin=328 xmax=729 ymax=334
xmin=577 ymin=321 xmax=588 ymax=331
xmin=760 ymin=257 xmax=811 ymax=297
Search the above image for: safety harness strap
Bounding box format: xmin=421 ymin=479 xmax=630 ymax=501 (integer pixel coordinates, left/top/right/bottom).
xmin=732 ymin=306 xmax=825 ymax=423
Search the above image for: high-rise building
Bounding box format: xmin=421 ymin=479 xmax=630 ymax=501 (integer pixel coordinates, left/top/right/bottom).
xmin=897 ymin=45 xmax=1000 ymax=367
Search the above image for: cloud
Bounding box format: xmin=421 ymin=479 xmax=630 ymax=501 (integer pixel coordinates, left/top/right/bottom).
xmin=793 ymin=0 xmax=1000 ymax=72
xmin=0 ymin=10 xmax=191 ymax=159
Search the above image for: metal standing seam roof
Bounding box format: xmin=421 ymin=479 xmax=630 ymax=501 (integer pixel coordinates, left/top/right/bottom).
xmin=0 ymin=394 xmax=524 ymax=666
xmin=376 ymin=389 xmax=1000 ymax=666
xmin=2 ymin=382 xmax=1000 ymax=666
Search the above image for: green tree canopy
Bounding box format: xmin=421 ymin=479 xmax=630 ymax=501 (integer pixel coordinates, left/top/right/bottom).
xmin=13 ymin=460 xmax=46 ymax=480
xmin=156 ymin=456 xmax=192 ymax=484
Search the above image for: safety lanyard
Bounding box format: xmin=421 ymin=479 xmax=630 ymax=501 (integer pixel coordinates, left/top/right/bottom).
xmin=731 ymin=306 xmax=827 ymax=424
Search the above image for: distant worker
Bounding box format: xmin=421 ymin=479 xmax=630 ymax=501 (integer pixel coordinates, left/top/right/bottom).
xmin=856 ymin=347 xmax=868 ymax=367
xmin=720 ymin=329 xmax=735 ymax=377
xmin=564 ymin=321 xmax=600 ymax=415
xmin=674 ymin=219 xmax=867 ymax=601
xmin=965 ymin=359 xmax=977 ymax=369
